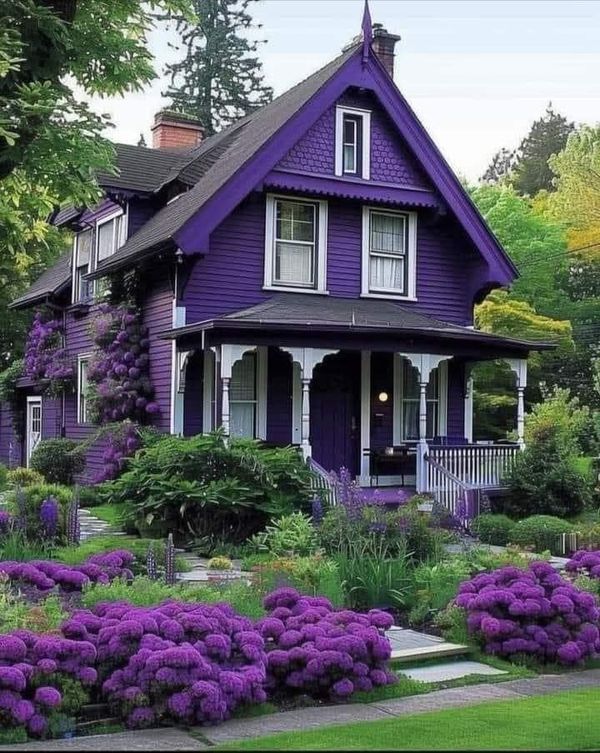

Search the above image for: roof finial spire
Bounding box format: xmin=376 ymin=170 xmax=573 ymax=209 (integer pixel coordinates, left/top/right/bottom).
xmin=361 ymin=0 xmax=373 ymax=61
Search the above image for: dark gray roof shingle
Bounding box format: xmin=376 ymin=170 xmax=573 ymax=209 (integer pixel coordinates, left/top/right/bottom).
xmin=10 ymin=252 xmax=71 ymax=309
xmin=97 ymin=143 xmax=183 ymax=193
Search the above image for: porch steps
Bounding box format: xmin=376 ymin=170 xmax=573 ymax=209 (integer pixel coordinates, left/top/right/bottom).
xmin=401 ymin=659 xmax=506 ymax=683
xmin=385 ymin=627 xmax=472 ymax=663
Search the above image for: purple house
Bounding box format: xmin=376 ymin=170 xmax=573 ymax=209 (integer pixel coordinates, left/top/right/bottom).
xmin=4 ymin=12 xmax=549 ymax=510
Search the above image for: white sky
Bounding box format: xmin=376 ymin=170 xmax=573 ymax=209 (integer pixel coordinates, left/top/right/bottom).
xmin=89 ymin=0 xmax=600 ymax=182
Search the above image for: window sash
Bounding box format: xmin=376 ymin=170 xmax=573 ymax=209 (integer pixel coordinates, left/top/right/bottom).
xmin=342 ymin=114 xmax=363 ymax=175
xmin=368 ymin=211 xmax=409 ymax=293
xmin=401 ymin=362 xmax=439 ymax=441
xmin=230 ymin=353 xmax=257 ymax=438
xmin=273 ymin=200 xmax=317 ymax=288
xmin=78 ymin=360 xmax=89 ymax=423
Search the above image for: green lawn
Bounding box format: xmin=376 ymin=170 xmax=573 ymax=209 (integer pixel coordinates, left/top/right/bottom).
xmin=89 ymin=503 xmax=127 ymax=527
xmin=218 ymin=688 xmax=600 ymax=751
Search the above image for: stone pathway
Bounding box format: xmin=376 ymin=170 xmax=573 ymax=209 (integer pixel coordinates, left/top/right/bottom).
xmin=78 ymin=509 xmax=125 ymax=541
xmin=4 ymin=668 xmax=599 ymax=750
xmin=444 ymin=541 xmax=569 ymax=570
xmin=386 ymin=627 xmax=471 ymax=662
xmin=403 ymin=659 xmax=506 ymax=683
xmin=176 ymin=553 xmax=253 ymax=584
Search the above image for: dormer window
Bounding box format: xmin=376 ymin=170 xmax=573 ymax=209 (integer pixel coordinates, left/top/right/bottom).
xmin=335 ymin=106 xmax=371 ymax=179
xmin=72 ymin=208 xmax=127 ymax=303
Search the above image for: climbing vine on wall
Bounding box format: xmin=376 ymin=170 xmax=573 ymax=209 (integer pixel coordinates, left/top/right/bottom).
xmin=24 ymin=311 xmax=74 ymax=395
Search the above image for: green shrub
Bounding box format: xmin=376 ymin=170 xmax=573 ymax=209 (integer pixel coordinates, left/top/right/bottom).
xmin=407 ymin=559 xmax=472 ymax=627
xmin=251 ymin=555 xmax=344 ymax=607
xmin=0 ymin=531 xmax=47 ymax=561
xmin=510 ymin=515 xmax=574 ymax=553
xmin=207 ymin=555 xmax=233 ymax=570
xmin=525 ymin=387 xmax=597 ymax=456
xmin=471 ymin=513 xmax=515 ymax=546
xmin=30 ymin=438 xmax=85 ymax=485
xmin=6 ymin=467 xmax=44 ymax=488
xmin=0 ymin=464 xmax=7 ymax=491
xmin=77 ymin=485 xmax=103 ymax=508
xmin=101 ymin=431 xmax=311 ymax=543
xmin=0 ymin=585 xmax=66 ymax=633
xmin=7 ymin=483 xmax=72 ymax=543
xmin=250 ymin=512 xmax=319 ymax=557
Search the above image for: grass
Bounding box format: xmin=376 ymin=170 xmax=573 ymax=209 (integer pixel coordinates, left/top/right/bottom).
xmin=217 ymin=688 xmax=600 ymax=751
xmin=88 ymin=503 xmax=127 ymax=527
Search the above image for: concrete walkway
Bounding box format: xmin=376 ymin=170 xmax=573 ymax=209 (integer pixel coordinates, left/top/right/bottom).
xmin=3 ymin=668 xmax=599 ymax=751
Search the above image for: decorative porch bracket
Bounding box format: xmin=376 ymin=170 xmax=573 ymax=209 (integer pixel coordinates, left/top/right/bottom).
xmin=220 ymin=344 xmax=259 ymax=437
xmin=398 ymin=353 xmax=454 ymax=492
xmin=279 ymin=347 xmax=339 ymax=460
xmin=505 ymin=357 xmax=528 ymax=448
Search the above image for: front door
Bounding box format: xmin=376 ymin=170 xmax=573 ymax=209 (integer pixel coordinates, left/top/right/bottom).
xmin=310 ymin=352 xmax=360 ymax=475
xmin=26 ymin=397 xmax=42 ymax=467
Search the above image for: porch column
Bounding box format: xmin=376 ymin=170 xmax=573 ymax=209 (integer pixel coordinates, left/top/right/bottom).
xmin=464 ymin=364 xmax=474 ymax=444
xmin=359 ymin=351 xmax=371 ymax=483
xmin=221 ymin=377 xmax=231 ymax=436
xmin=399 ymin=353 xmax=454 ymax=492
xmin=280 ymin=347 xmax=339 ymax=461
xmin=506 ymin=358 xmax=528 ymax=448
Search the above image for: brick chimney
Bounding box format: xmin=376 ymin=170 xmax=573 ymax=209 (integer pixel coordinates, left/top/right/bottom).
xmin=151 ymin=110 xmax=204 ymax=150
xmin=371 ymin=23 xmax=401 ymax=79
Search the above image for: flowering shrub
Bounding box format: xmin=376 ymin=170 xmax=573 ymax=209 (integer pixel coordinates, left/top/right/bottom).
xmin=0 ymin=550 xmax=135 ymax=595
xmin=63 ymin=600 xmax=267 ymax=728
xmin=566 ymin=550 xmax=600 ymax=580
xmin=95 ymin=421 xmax=142 ymax=483
xmin=258 ymin=587 xmax=395 ymax=700
xmin=0 ymin=630 xmax=96 ymax=737
xmin=7 ymin=484 xmax=72 ymax=544
xmin=24 ymin=312 xmax=73 ymax=394
xmin=87 ymin=304 xmax=157 ymax=425
xmin=455 ymin=561 xmax=600 ymax=665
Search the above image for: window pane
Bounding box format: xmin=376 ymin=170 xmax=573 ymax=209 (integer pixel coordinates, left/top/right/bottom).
xmin=343 ymin=117 xmax=356 ymax=144
xmin=403 ymin=361 xmax=419 ymax=399
xmin=79 ymin=361 xmax=88 ymax=422
xmin=231 ymin=403 xmax=255 ymax=439
xmin=403 ymin=401 xmax=418 ymax=440
xmin=426 ymin=401 xmax=438 ymax=439
xmin=97 ymin=219 xmax=116 ymax=261
xmin=230 ymin=353 xmax=256 ymax=401
xmin=370 ymin=213 xmax=405 ymax=255
xmin=77 ymin=230 xmax=92 ymax=266
xmin=370 ymin=255 xmax=404 ymax=291
xmin=275 ymin=242 xmax=313 ymax=285
xmin=276 ymin=202 xmax=315 ymax=243
xmin=343 ymin=144 xmax=356 ymax=173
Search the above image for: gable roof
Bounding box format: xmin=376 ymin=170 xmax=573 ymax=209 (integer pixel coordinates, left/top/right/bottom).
xmin=10 ymin=251 xmax=71 ymax=309
xmin=97 ymin=143 xmax=182 ymax=193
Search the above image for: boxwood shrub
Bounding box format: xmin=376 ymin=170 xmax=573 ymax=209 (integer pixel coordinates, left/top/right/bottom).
xmin=30 ymin=439 xmax=85 ymax=485
xmin=510 ymin=515 xmax=574 ymax=554
xmin=472 ymin=514 xmax=515 ymax=546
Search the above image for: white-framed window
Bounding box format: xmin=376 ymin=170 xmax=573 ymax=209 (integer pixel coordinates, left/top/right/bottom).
xmin=77 ymin=356 xmax=91 ymax=424
xmin=229 ymin=348 xmax=267 ymax=439
xmin=72 ymin=207 xmax=128 ymax=303
xmin=393 ymin=357 xmax=448 ymax=442
xmin=361 ymin=207 xmax=417 ymax=299
xmin=264 ymin=195 xmax=328 ymax=293
xmin=335 ymin=106 xmax=371 ymax=179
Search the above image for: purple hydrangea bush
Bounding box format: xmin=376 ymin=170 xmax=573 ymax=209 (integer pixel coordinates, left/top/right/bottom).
xmin=455 ymin=561 xmax=600 ymax=665
xmin=24 ymin=312 xmax=73 ymax=394
xmin=0 ymin=631 xmax=96 ymax=737
xmin=566 ymin=550 xmax=600 ymax=580
xmin=0 ymin=551 xmax=135 ymax=594
xmin=257 ymin=587 xmax=396 ymax=700
xmin=62 ymin=600 xmax=268 ymax=728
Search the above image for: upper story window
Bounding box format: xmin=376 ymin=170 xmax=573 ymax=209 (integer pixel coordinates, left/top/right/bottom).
xmin=361 ymin=207 xmax=417 ymax=299
xmin=72 ymin=208 xmax=128 ymax=303
xmin=335 ymin=106 xmax=371 ymax=180
xmin=264 ymin=195 xmax=328 ymax=293
xmin=77 ymin=356 xmax=90 ymax=424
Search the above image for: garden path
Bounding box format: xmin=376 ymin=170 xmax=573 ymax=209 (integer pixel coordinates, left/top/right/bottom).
xmin=78 ymin=509 xmax=125 ymax=541
xmin=3 ymin=669 xmax=600 ymax=750
xmin=444 ymin=541 xmax=569 ymax=570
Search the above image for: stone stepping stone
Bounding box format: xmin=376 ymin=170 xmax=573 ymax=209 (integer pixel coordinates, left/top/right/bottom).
xmin=385 ymin=627 xmax=471 ymax=662
xmin=401 ymin=660 xmax=507 ymax=683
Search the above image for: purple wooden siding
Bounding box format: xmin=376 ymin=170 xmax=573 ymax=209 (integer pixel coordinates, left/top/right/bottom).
xmin=277 ymin=92 xmax=430 ymax=190
xmin=42 ymin=398 xmax=61 ymax=440
xmin=144 ymin=270 xmax=174 ymax=434
xmin=184 ymin=195 xmax=479 ymax=326
xmin=370 ymin=352 xmax=393 ymax=449
xmin=266 ymin=348 xmax=293 ymax=445
xmin=183 ymin=350 xmax=203 ymax=437
xmin=0 ymin=402 xmax=22 ymax=467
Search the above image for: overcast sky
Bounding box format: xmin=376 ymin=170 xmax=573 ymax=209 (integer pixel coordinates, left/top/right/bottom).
xmin=90 ymin=0 xmax=600 ymax=182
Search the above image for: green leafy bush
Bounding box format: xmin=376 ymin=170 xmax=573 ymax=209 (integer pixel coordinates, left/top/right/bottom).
xmin=250 ymin=512 xmax=319 ymax=557
xmin=76 ymin=485 xmax=103 ymax=508
xmin=510 ymin=515 xmax=574 ymax=553
xmin=471 ymin=513 xmax=516 ymax=546
xmin=250 ymin=555 xmax=344 ymax=607
xmin=7 ymin=483 xmax=72 ymax=543
xmin=524 ymin=387 xmax=597 ymax=456
xmin=0 ymin=464 xmax=7 ymax=491
xmin=102 ymin=432 xmax=311 ymax=543
xmin=407 ymin=559 xmax=472 ymax=626
xmin=6 ymin=467 xmax=44 ymax=487
xmin=30 ymin=438 xmax=85 ymax=484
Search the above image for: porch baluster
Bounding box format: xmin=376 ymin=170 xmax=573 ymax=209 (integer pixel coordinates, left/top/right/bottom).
xmin=221 ymin=377 xmax=231 ymax=436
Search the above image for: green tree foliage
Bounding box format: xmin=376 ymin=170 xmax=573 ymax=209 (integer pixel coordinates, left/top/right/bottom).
xmin=164 ymin=0 xmax=273 ymax=136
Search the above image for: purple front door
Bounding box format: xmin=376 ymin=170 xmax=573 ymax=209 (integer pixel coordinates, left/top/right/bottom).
xmin=310 ymin=352 xmax=360 ymax=476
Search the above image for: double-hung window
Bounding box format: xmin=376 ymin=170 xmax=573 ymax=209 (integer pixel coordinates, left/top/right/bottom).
xmin=74 ymin=229 xmax=94 ymax=302
xmin=77 ymin=357 xmax=90 ymax=424
xmin=230 ymin=352 xmax=257 ymax=438
xmin=362 ymin=207 xmax=417 ymax=298
xmin=264 ymin=196 xmax=328 ymax=292
xmin=335 ymin=106 xmax=371 ymax=179
xmin=97 ymin=213 xmax=126 ymax=264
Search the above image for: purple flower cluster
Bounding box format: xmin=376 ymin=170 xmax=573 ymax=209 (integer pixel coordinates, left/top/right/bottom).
xmin=0 ymin=511 xmax=12 ymax=536
xmin=0 ymin=630 xmax=96 ymax=737
xmin=24 ymin=312 xmax=73 ymax=392
xmin=96 ymin=421 xmax=142 ymax=483
xmin=566 ymin=550 xmax=600 ymax=580
xmin=455 ymin=561 xmax=600 ymax=665
xmin=258 ymin=587 xmax=396 ymax=700
xmin=39 ymin=498 xmax=59 ymax=540
xmin=87 ymin=304 xmax=157 ymax=424
xmin=63 ymin=600 xmax=267 ymax=728
xmin=0 ymin=550 xmax=135 ymax=594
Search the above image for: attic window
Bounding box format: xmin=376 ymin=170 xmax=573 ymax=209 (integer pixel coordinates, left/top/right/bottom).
xmin=335 ymin=106 xmax=371 ymax=179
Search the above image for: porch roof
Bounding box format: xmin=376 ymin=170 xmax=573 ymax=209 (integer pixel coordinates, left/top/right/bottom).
xmin=164 ymin=294 xmax=555 ymax=358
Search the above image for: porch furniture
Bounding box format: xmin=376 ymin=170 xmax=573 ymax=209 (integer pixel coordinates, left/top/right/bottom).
xmin=364 ymin=445 xmax=417 ymax=486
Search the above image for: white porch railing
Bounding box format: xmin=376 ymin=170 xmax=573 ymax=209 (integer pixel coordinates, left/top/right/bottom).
xmin=425 ymin=453 xmax=474 ymax=519
xmin=307 ymin=457 xmax=339 ymax=506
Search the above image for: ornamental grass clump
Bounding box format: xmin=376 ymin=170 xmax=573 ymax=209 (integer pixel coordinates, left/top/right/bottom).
xmin=0 ymin=631 xmax=96 ymax=737
xmin=455 ymin=561 xmax=600 ymax=666
xmin=63 ymin=600 xmax=267 ymax=729
xmin=258 ymin=587 xmax=396 ymax=700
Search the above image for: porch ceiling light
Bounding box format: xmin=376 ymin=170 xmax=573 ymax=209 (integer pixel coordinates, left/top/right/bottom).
xmin=378 ymin=391 xmax=389 ymax=403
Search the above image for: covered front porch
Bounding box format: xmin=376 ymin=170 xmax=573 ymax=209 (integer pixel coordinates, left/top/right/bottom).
xmin=166 ymin=295 xmax=549 ymax=513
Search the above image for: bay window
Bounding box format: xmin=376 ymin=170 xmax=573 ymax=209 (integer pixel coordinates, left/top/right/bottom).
xmin=362 ymin=207 xmax=417 ymax=299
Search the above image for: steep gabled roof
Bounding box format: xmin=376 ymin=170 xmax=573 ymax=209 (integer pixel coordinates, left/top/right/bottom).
xmin=10 ymin=251 xmax=71 ymax=309
xmin=97 ymin=143 xmax=182 ymax=193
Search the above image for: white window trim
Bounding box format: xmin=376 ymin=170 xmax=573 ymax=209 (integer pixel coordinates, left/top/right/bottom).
xmin=361 ymin=206 xmax=417 ymax=300
xmin=71 ymin=206 xmax=128 ymax=304
xmin=335 ymin=106 xmax=371 ymax=180
xmin=264 ymin=194 xmax=328 ymax=293
xmin=77 ymin=354 xmax=93 ymax=425
xmin=392 ymin=355 xmax=447 ymax=443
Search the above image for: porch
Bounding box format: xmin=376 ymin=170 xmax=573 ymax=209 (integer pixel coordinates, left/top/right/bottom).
xmin=166 ymin=295 xmax=549 ymax=515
